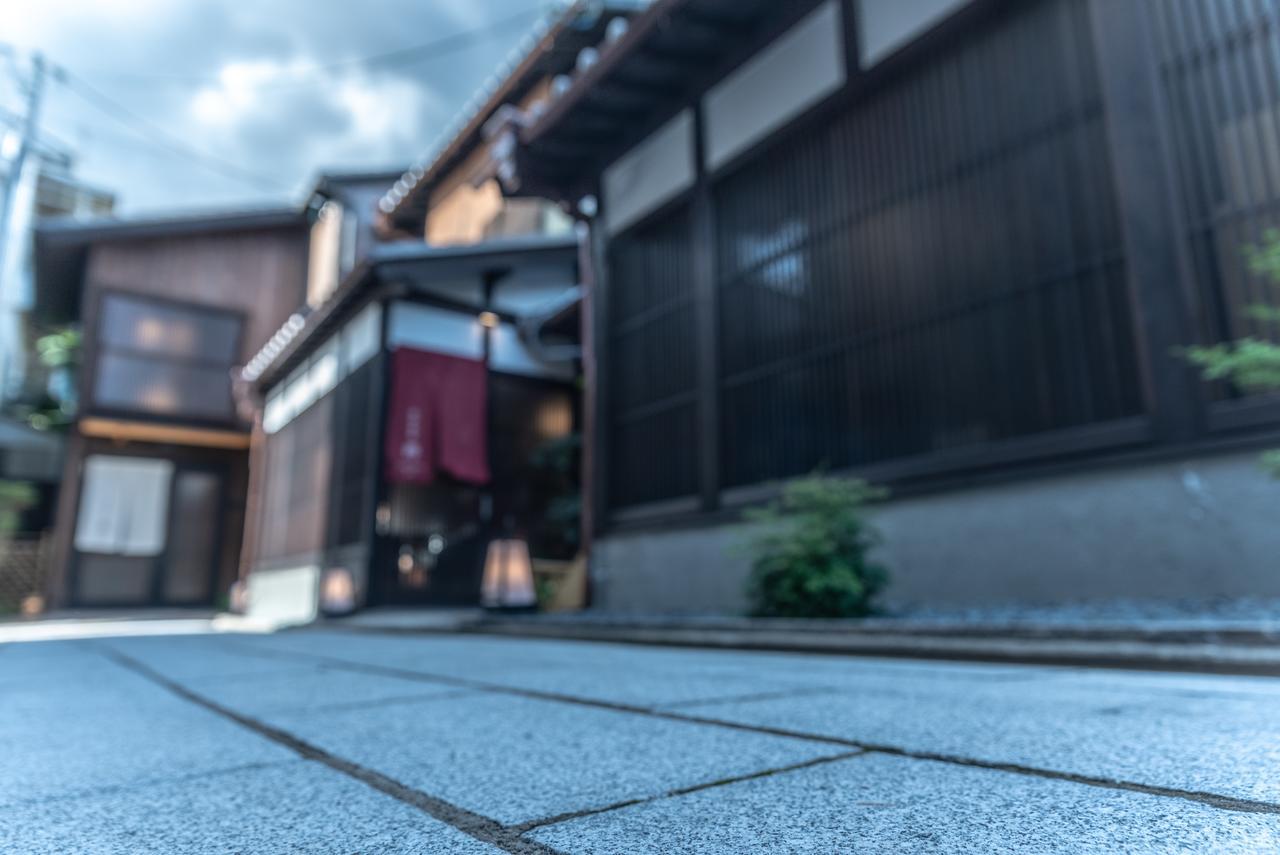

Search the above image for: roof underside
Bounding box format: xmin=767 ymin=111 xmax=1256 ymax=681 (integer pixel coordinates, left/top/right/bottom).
xmin=256 ymin=235 xmax=580 ymax=389
xmin=385 ymin=3 xmax=643 ymax=233
xmin=33 ymin=208 xmax=306 ymax=326
xmin=519 ymin=0 xmax=779 ymax=193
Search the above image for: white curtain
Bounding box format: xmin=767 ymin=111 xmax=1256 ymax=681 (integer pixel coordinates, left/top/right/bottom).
xmin=74 ymin=456 xmax=173 ymax=556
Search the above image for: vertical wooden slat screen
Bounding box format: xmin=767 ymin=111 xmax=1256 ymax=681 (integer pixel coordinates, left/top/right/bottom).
xmin=1150 ymin=0 xmax=1280 ymax=381
xmin=606 ymin=204 xmax=700 ymax=508
xmin=711 ymin=0 xmax=1143 ymax=489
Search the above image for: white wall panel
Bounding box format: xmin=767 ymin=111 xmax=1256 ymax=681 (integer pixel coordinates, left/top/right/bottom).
xmin=386 ymin=302 xmax=485 ymax=360
xmin=858 ymin=0 xmax=971 ymax=67
xmin=603 ymin=110 xmax=695 ymax=236
xmin=703 ymin=1 xmax=846 ymax=171
xmin=490 ymin=323 xmax=575 ymax=381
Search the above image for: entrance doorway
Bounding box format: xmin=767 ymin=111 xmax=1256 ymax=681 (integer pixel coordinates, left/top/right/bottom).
xmin=369 ymin=482 xmax=487 ymax=607
xmin=70 ymin=455 xmax=226 ymax=607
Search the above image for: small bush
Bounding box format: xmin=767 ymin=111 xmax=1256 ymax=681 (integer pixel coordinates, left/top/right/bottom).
xmin=1185 ymin=230 xmax=1280 ymax=476
xmin=743 ymin=475 xmax=889 ymax=619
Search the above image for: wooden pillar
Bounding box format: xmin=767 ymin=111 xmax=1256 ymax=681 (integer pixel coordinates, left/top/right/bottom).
xmin=692 ymin=104 xmax=721 ymax=512
xmin=587 ymin=216 xmax=612 ymax=537
xmin=1087 ymin=0 xmax=1204 ymax=443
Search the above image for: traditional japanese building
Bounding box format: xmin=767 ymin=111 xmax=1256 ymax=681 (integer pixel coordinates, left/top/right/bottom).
xmin=239 ymin=2 xmax=639 ymax=621
xmin=480 ymin=0 xmax=1280 ymax=612
xmin=34 ymin=208 xmax=309 ymax=608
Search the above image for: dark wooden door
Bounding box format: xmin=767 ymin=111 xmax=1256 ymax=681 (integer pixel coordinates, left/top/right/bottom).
xmin=159 ymin=469 xmax=225 ymax=606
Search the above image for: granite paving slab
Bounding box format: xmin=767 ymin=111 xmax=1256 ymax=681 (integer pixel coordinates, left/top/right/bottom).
xmin=264 ymin=690 xmax=840 ymax=826
xmin=0 ymin=644 xmax=294 ymax=809
xmin=0 ymin=758 xmax=504 ymax=855
xmin=669 ymin=671 xmax=1280 ymax=805
xmin=530 ymin=752 xmax=1280 ymax=854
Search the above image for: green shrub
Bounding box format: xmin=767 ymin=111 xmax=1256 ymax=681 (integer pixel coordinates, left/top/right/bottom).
xmin=743 ymin=475 xmax=889 ymax=619
xmin=1185 ymin=230 xmax=1280 ymax=476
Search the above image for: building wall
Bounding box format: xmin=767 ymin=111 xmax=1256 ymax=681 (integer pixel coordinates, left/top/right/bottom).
xmin=47 ymin=436 xmax=248 ymax=608
xmin=248 ymin=341 xmax=385 ymax=623
xmin=307 ymin=203 xmax=343 ymax=308
xmin=425 ymin=79 xmax=571 ymax=247
xmin=426 ymin=171 xmax=506 ymax=247
xmin=581 ymin=0 xmax=1280 ymax=612
xmin=84 ymin=227 xmax=308 ymax=367
xmin=592 ymin=449 xmax=1280 ymax=614
xmin=600 ymin=0 xmax=1143 ymax=516
xmin=47 ymin=224 xmax=308 ymax=608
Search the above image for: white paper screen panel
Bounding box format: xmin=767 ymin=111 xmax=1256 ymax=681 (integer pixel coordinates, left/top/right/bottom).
xmin=342 ymin=302 xmax=383 ymax=371
xmin=74 ymin=456 xmax=173 ymax=557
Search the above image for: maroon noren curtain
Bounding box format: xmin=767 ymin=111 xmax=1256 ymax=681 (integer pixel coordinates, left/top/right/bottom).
xmin=384 ymin=348 xmax=490 ymax=485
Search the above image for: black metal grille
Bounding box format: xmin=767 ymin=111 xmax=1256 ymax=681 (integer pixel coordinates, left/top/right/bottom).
xmin=1149 ymin=0 xmax=1280 ymax=355
xmin=607 ymin=205 xmax=700 ymax=507
xmin=713 ymin=0 xmax=1144 ymax=488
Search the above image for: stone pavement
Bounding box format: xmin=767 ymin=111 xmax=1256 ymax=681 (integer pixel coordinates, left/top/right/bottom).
xmin=2 ymin=628 xmax=1279 ymax=853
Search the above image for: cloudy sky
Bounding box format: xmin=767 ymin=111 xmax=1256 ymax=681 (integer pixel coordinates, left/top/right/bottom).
xmin=0 ymin=0 xmax=554 ymax=214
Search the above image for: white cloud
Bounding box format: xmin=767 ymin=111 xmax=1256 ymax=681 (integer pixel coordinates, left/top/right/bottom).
xmin=6 ymin=0 xmax=540 ymax=212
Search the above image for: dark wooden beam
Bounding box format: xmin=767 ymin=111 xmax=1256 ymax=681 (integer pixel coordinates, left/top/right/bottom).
xmin=588 ymin=213 xmax=612 ymax=536
xmin=1087 ymin=0 xmax=1204 ymax=443
xmin=524 ymin=0 xmax=694 ymax=146
xmin=691 ymin=103 xmax=721 ymax=512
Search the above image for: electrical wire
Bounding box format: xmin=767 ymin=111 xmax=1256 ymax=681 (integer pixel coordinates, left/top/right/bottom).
xmin=73 ymin=5 xmax=550 ymax=90
xmin=0 ymin=3 xmax=555 ymax=191
xmin=53 ymin=68 xmax=294 ymax=191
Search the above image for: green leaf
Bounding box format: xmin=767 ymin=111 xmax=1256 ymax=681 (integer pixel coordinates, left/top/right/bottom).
xmin=741 ymin=473 xmax=888 ymax=618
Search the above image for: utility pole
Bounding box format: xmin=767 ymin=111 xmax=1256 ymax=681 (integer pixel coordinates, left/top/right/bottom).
xmin=0 ymin=51 xmax=47 ymax=404
xmin=0 ymin=51 xmax=47 ymax=286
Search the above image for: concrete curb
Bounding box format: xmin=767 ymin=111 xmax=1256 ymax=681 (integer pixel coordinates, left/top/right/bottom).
xmin=466 ymin=619 xmax=1280 ymax=676
xmin=315 ymin=612 xmax=1280 ymax=676
xmin=478 ymin=615 xmax=1280 ymax=645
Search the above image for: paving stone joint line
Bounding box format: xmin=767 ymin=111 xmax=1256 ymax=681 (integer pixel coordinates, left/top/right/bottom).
xmin=96 ymin=645 xmax=569 ymax=855
xmin=0 ymin=759 xmax=298 ymax=812
xmin=508 ymin=750 xmax=869 ymax=836
xmin=219 ymin=637 xmax=1280 ymax=817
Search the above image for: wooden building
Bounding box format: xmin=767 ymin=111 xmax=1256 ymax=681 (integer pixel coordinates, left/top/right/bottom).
xmin=447 ymin=0 xmax=1280 ymax=611
xmin=238 ymin=4 xmax=637 ymax=620
xmin=244 ymin=236 xmax=581 ymax=621
xmin=34 ymin=209 xmax=309 ymax=608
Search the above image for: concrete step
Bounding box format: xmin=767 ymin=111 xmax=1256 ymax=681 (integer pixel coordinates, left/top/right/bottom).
xmin=465 ymin=615 xmax=1280 ymax=676
xmin=316 ymin=610 xmax=1280 ymax=676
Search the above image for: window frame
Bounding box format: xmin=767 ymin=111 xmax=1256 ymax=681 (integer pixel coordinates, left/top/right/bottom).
xmin=85 ymin=287 xmax=248 ymax=427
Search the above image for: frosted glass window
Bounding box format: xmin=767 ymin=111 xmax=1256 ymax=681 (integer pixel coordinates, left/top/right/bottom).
xmin=99 ymin=293 xmax=239 ymax=362
xmin=342 ymin=302 xmax=383 ymax=371
xmin=93 ymin=293 xmax=241 ymax=420
xmin=310 ymin=338 xmax=342 ymax=399
xmin=263 ymin=390 xmax=287 ymax=435
xmin=282 ymin=365 xmax=314 ymax=420
xmin=95 ymin=353 xmax=233 ymax=420
xmin=74 ymin=456 xmax=173 ymax=556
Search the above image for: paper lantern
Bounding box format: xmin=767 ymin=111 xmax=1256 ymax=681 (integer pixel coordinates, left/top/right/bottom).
xmin=482 ymin=539 xmax=537 ymax=611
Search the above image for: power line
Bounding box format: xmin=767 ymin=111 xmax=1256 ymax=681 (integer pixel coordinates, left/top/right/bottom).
xmin=72 ymin=5 xmax=550 ymax=91
xmin=0 ymin=3 xmax=556 ymax=193
xmin=53 ymin=68 xmax=293 ymax=192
